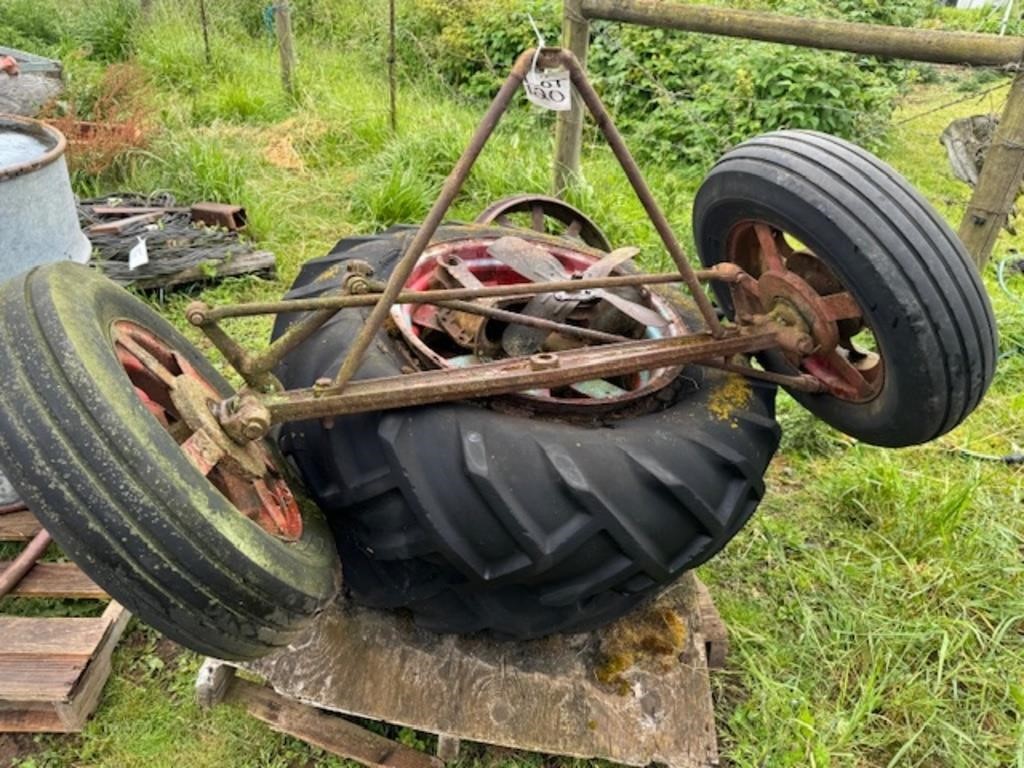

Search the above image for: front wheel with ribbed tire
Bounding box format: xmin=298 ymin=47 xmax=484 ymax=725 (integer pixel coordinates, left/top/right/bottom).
xmin=693 ymin=130 xmax=997 ymax=448
xmin=273 ymin=225 xmax=781 ymax=639
xmin=0 ymin=263 xmax=340 ymax=661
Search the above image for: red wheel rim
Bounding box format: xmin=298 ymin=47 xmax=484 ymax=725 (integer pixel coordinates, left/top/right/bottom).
xmin=390 ymin=238 xmax=689 ymax=411
xmin=112 ymin=321 xmax=303 ymax=541
xmin=725 ymin=220 xmax=884 ymax=403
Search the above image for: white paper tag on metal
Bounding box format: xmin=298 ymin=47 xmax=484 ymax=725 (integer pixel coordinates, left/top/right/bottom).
xmin=128 ymin=237 xmax=149 ymax=270
xmin=524 ymin=68 xmax=571 ymax=111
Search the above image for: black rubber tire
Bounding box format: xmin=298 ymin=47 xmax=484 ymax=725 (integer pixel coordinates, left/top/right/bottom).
xmin=693 ymin=130 xmax=997 ymax=448
xmin=0 ymin=264 xmax=339 ymax=661
xmin=272 ymin=225 xmax=780 ymax=638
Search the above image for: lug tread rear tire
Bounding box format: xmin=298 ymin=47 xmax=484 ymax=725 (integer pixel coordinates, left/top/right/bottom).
xmin=275 ymin=226 xmax=780 ymax=639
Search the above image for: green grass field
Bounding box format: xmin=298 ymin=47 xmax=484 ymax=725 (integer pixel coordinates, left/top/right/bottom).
xmin=1 ymin=2 xmax=1023 ymax=766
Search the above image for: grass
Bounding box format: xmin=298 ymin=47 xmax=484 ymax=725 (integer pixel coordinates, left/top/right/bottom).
xmin=1 ymin=2 xmax=1023 ymax=766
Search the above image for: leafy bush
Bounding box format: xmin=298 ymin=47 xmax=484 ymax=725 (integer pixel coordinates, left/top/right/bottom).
xmin=399 ymin=0 xmax=560 ymax=99
xmin=399 ymin=0 xmax=908 ymax=167
xmin=590 ymin=24 xmax=898 ymax=167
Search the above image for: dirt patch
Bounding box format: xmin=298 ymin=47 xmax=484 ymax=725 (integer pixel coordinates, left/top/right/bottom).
xmin=0 ymin=734 xmax=44 ymax=767
xmin=265 ymin=134 xmax=304 ymax=171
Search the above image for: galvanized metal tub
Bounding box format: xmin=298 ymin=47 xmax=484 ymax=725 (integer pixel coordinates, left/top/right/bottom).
xmin=0 ymin=113 xmax=90 ymax=282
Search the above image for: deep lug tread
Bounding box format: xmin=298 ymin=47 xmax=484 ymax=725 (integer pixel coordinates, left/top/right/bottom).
xmin=273 ymin=225 xmax=780 ymax=639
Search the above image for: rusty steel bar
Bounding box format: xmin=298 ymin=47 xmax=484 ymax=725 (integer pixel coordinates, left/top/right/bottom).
xmin=262 ymin=328 xmax=779 ymax=423
xmin=0 ymin=528 xmax=51 ymax=599
xmin=330 ymin=50 xmax=538 ymax=389
xmin=0 ymin=501 xmax=27 ymax=516
xmin=244 ymin=307 xmax=342 ymax=386
xmin=697 ymin=359 xmax=825 ymax=393
xmin=540 ymin=48 xmax=726 ymax=338
xmin=580 ymin=0 xmax=1024 ymax=67
xmin=417 ymin=296 xmax=629 ymax=345
xmin=201 ymin=286 xmax=630 ymax=380
xmin=200 ymin=269 xmax=716 ymax=321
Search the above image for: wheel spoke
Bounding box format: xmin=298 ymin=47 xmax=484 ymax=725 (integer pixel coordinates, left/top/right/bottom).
xmin=820 ymin=291 xmax=862 ymax=322
xmin=803 ymin=349 xmax=876 ymax=401
xmin=179 ymin=428 xmax=226 ymax=476
xmin=565 ymin=219 xmax=583 ymax=237
xmin=754 ymin=223 xmax=787 ymax=273
xmin=252 ymin=479 xmax=303 ymax=541
xmin=115 ymin=333 xmax=178 ymax=388
xmin=531 ymin=203 xmax=545 ymax=232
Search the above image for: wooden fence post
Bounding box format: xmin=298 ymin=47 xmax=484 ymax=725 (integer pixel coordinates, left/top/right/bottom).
xmin=275 ymin=1 xmax=297 ymax=98
xmin=959 ymin=72 xmax=1024 ymax=269
xmin=198 ymin=0 xmax=212 ymax=65
xmin=553 ymin=0 xmax=590 ymax=194
xmin=388 ymin=0 xmax=397 ymax=133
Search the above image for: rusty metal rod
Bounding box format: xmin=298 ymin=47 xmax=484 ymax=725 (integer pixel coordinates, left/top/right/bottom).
xmin=200 ymin=270 xmax=717 ymax=321
xmin=0 ymin=501 xmax=27 ymax=516
xmin=0 ymin=529 xmax=51 ymax=599
xmin=542 ymin=48 xmax=726 ymax=338
xmin=243 ymin=307 xmax=342 ymax=387
xmin=207 ymin=287 xmax=630 ymax=381
xmin=580 ymin=0 xmax=1024 ymax=67
xmin=423 ymin=296 xmax=629 ymax=345
xmin=263 ymin=329 xmax=779 ymax=423
xmin=697 ymin=359 xmax=825 ymax=393
xmin=331 ymin=50 xmax=538 ymax=389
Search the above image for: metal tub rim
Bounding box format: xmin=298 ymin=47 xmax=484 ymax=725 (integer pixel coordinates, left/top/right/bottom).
xmin=0 ymin=112 xmax=68 ymax=182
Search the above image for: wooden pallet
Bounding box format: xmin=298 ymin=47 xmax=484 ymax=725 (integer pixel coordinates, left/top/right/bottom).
xmin=202 ymin=572 xmax=729 ymax=768
xmin=0 ymin=510 xmax=131 ymax=733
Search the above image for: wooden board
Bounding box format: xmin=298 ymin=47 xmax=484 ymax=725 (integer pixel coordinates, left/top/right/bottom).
xmin=227 ymin=678 xmax=443 ymax=768
xmin=1 ymin=511 xmax=131 ymax=733
xmin=0 ymin=601 xmax=130 ymax=732
xmin=0 ymin=562 xmax=106 ymax=599
xmin=233 ymin=572 xmax=728 ymax=768
xmin=130 ymin=251 xmax=276 ymax=290
xmin=0 ymin=511 xmax=42 ymax=542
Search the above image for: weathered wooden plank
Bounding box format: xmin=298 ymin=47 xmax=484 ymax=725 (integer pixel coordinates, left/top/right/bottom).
xmin=0 ymin=702 xmax=67 ymax=733
xmin=695 ymin=578 xmax=729 ymax=671
xmin=0 ymin=511 xmax=40 ymax=542
xmin=227 ymin=678 xmax=444 ymax=768
xmin=0 ymin=616 xmax=111 ymax=657
xmin=0 ymin=658 xmax=89 ymax=701
xmin=238 ymin=573 xmax=723 ymax=768
xmin=56 ymin=602 xmax=130 ymax=730
xmin=0 ymin=562 xmax=106 ymax=600
xmin=129 ymin=250 xmax=276 ymax=291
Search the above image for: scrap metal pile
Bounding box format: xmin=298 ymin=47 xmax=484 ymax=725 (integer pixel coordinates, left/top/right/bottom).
xmin=79 ymin=193 xmax=273 ymax=288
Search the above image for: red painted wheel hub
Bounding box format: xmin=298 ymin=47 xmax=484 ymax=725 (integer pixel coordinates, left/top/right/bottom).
xmin=112 ymin=321 xmax=303 ymax=541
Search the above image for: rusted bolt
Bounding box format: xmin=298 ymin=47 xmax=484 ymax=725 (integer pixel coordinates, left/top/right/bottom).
xmin=529 ymin=353 xmax=560 ymax=371
xmin=242 ymin=415 xmax=269 ymax=441
xmin=186 ymin=301 xmax=209 ymax=326
xmin=344 ymin=274 xmax=371 ymax=295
